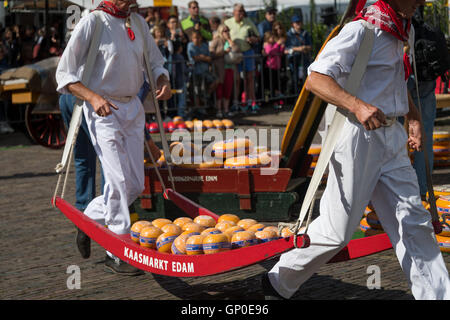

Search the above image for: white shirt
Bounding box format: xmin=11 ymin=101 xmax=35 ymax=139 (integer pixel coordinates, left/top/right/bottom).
xmin=309 ymin=20 xmax=415 ymax=117
xmin=56 ymin=11 xmax=169 ymax=98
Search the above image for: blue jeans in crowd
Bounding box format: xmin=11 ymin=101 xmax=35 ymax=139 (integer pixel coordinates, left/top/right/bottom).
xmin=59 ymin=94 xmax=105 ymax=211
xmin=407 ymin=78 xmax=437 ymax=197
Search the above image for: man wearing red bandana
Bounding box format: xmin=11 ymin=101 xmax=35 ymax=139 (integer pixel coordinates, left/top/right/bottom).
xmin=262 ymin=0 xmax=450 ymax=300
xmin=56 ymin=0 xmax=172 ymax=275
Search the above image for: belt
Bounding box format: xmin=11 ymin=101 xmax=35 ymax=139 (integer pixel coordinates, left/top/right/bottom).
xmin=104 ymin=95 xmax=134 ymax=103
xmin=342 ymin=109 xmax=397 ymax=128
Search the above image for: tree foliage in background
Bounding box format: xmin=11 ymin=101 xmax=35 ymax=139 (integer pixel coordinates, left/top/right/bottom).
xmin=423 ymin=0 xmax=449 ymax=36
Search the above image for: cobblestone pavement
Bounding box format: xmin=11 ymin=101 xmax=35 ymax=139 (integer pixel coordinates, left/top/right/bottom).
xmin=1 ymin=107 xmax=449 ymax=300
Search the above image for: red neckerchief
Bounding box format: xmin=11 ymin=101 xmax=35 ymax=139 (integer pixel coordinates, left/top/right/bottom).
xmin=354 ymin=0 xmax=412 ymax=80
xmin=95 ymin=1 xmax=135 ymax=41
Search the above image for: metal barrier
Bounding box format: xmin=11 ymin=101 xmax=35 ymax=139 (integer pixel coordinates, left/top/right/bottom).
xmin=152 ymin=50 xmax=311 ymax=119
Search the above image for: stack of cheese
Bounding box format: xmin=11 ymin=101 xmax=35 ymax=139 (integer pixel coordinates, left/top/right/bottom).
xmin=359 ymin=205 xmax=385 ymax=237
xmin=428 ymin=187 xmax=450 ymax=253
xmin=130 ymin=214 xmax=293 ymax=255
xmin=306 ymin=144 xmax=328 ymax=184
xmin=147 ymin=117 xmax=235 ymax=134
xmin=433 ymin=131 xmax=450 ymax=168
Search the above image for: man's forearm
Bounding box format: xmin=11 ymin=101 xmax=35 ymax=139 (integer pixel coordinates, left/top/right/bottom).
xmin=67 ymin=82 xmax=97 ymax=104
xmin=305 ymin=71 xmax=358 ymax=113
xmin=406 ymin=90 xmax=422 ymax=122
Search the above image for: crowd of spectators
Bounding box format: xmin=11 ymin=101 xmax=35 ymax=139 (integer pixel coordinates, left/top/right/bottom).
xmin=0 ymin=1 xmax=324 ymax=131
xmin=144 ymin=1 xmax=316 ymax=119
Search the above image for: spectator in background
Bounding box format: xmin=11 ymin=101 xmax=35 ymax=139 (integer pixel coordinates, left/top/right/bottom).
xmin=166 ymin=15 xmax=188 ymax=55
xmin=221 ymin=25 xmax=238 ymax=118
xmin=209 ymin=16 xmax=221 ymax=38
xmin=33 ymin=27 xmax=50 ymax=62
xmin=170 ymin=41 xmax=188 ymax=118
xmin=153 ymin=24 xmax=173 ymax=63
xmin=285 ymin=15 xmax=311 ymax=94
xmin=49 ymin=27 xmax=63 ymax=57
xmin=225 ymin=3 xmax=260 ymax=114
xmin=20 ymin=25 xmax=35 ymax=65
xmin=145 ymin=8 xmax=161 ymax=34
xmin=3 ymin=27 xmax=20 ymax=67
xmin=263 ymin=31 xmax=285 ymax=110
xmin=187 ymin=30 xmax=218 ymax=110
xmin=209 ymin=23 xmax=228 ymax=118
xmin=181 ymin=1 xmax=212 ymax=42
xmin=257 ymin=7 xmax=277 ymax=41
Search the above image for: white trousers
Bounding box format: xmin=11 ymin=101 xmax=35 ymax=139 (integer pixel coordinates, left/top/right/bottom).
xmin=83 ymin=97 xmax=145 ymax=235
xmin=269 ymin=119 xmax=450 ymax=300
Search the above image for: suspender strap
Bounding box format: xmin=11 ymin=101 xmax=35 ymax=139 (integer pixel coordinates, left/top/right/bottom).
xmin=293 ymin=25 xmax=375 ymax=239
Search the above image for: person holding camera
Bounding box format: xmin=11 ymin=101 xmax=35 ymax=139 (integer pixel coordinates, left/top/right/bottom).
xmin=181 ymin=1 xmax=212 ymax=42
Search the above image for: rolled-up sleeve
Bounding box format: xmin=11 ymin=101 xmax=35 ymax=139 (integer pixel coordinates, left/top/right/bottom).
xmin=308 ymin=21 xmax=365 ymax=81
xmin=56 ymin=14 xmax=96 ymax=94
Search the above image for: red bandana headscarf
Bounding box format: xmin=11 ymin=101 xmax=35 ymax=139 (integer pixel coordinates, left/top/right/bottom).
xmin=354 ymin=0 xmax=412 ymax=80
xmin=95 ymin=0 xmax=135 ymax=41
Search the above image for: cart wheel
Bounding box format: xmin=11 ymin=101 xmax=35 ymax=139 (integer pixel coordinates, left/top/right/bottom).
xmin=25 ymin=104 xmax=66 ymax=149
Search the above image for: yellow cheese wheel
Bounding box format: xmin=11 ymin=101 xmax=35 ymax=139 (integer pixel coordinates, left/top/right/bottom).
xmin=215 ymin=220 xmax=236 ymax=232
xmin=437 ymin=216 xmax=450 ymax=237
xmin=184 ymin=120 xmax=194 ymax=131
xmin=231 ymin=231 xmax=258 ymax=248
xmin=172 ymin=116 xmax=184 ymax=125
xmin=436 ymin=195 xmax=450 ymax=215
xmin=139 ymin=226 xmax=163 ymax=249
xmin=432 ymin=185 xmax=450 ymax=197
xmin=247 ymin=223 xmax=266 ymax=233
xmin=221 ymin=119 xmax=234 ymax=129
xmin=433 ymin=131 xmax=450 ymax=145
xmin=130 ymin=220 xmax=153 ymax=243
xmin=280 ymin=227 xmax=294 ymax=238
xmin=212 ymin=119 xmax=224 ymax=130
xmin=255 ymin=229 xmax=279 ymax=243
xmin=156 ymin=232 xmax=178 ymax=253
xmin=263 ymin=226 xmax=280 ymax=237
xmin=360 ymin=217 xmax=371 ymax=232
xmin=237 ymin=218 xmax=258 ymax=230
xmin=173 ymin=217 xmax=193 ymax=228
xmin=218 ymin=214 xmax=240 ymax=224
xmin=433 ymin=144 xmax=450 ymax=156
xmin=171 ymin=231 xmax=200 ymax=255
xmin=435 ymin=234 xmax=450 ymax=253
xmin=223 ymin=226 xmax=245 ymax=241
xmin=224 ymin=155 xmax=263 ymax=169
xmin=161 ymin=223 xmax=182 ymax=236
xmin=202 ymin=233 xmax=230 ymax=254
xmin=185 ymin=234 xmax=205 ymax=255
xmin=175 ymin=156 xmax=224 ymax=169
xmin=194 ymin=215 xmax=217 ymax=228
xmin=201 ymin=227 xmax=222 ymax=236
xmin=202 ymin=120 xmax=214 ymax=130
xmin=182 ymin=222 xmax=206 ymax=233
xmin=366 ymin=212 xmax=383 ymax=230
xmin=213 ymin=138 xmax=254 ymax=159
xmin=152 ymin=218 xmax=172 ymax=229
xmin=307 ymin=144 xmax=322 ymax=155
